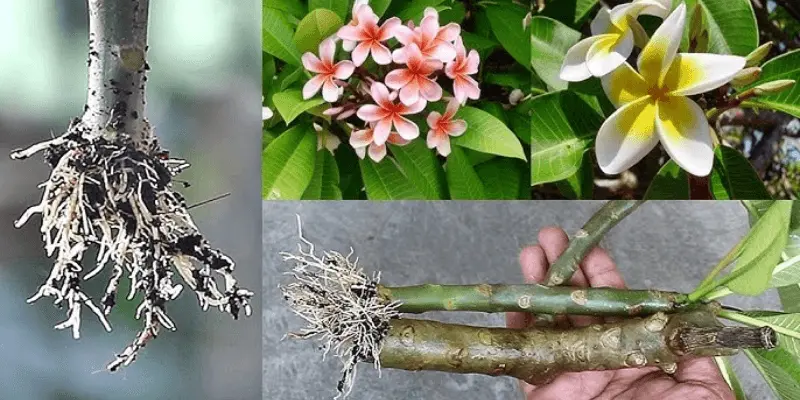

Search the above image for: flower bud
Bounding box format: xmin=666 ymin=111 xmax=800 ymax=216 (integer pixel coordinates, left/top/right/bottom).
xmin=753 ymin=79 xmax=796 ymax=96
xmin=523 ymin=12 xmax=531 ymax=30
xmin=745 ymin=42 xmax=773 ymax=67
xmin=730 ymin=67 xmax=761 ymax=88
xmin=509 ymin=89 xmax=524 ymax=105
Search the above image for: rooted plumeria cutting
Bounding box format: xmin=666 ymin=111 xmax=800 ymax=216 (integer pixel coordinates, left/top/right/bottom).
xmin=12 ymin=0 xmax=252 ymax=371
xmin=559 ymin=1 xmax=796 ymax=177
xmin=280 ymin=205 xmax=784 ymax=399
xmin=300 ymin=4 xmax=478 ymax=160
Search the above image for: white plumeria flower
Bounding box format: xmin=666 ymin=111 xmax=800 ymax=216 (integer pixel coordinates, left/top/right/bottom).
xmin=560 ymin=0 xmax=671 ymax=81
xmin=596 ymin=3 xmax=745 ymax=177
xmin=262 ymin=106 xmax=273 ymax=121
xmin=313 ymin=123 xmax=341 ymax=153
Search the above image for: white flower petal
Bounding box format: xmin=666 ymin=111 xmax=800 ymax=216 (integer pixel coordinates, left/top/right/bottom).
xmin=586 ymin=31 xmax=633 ymax=77
xmin=655 ymin=96 xmax=714 ymax=177
xmin=590 ymin=6 xmax=612 ymax=35
xmin=664 ymin=53 xmax=747 ymax=96
xmin=596 ymin=98 xmax=659 ymax=174
xmin=637 ymin=3 xmax=686 ymax=81
xmin=559 ymin=36 xmax=601 ymax=82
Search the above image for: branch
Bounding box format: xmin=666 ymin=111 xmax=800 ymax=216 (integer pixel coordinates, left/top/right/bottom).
xmin=545 ymin=200 xmax=643 ymax=286
xmin=379 ymin=284 xmax=687 ymax=316
xmin=379 ymin=307 xmax=775 ymax=385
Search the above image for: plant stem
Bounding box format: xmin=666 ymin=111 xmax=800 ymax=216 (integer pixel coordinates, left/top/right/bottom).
xmin=544 ymin=200 xmax=643 ymax=286
xmin=719 ymin=310 xmax=800 ymax=341
xmin=379 ymin=284 xmax=688 ymax=316
xmin=379 ymin=307 xmax=773 ymax=384
xmin=85 ymin=0 xmax=150 ymax=145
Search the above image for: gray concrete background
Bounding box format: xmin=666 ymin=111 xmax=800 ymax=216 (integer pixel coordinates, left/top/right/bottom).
xmin=263 ymin=201 xmax=781 ymax=400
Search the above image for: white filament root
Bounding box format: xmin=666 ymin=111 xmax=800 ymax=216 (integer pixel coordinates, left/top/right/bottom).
xmin=12 ymin=118 xmax=253 ymax=371
xmin=280 ymin=218 xmax=399 ymax=398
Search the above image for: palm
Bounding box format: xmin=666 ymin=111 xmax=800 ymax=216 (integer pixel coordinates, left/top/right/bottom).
xmin=507 ymin=227 xmax=733 ymax=400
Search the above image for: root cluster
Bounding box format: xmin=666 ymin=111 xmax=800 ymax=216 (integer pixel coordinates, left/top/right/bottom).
xmin=11 ymin=118 xmax=253 ymax=371
xmin=280 ymin=221 xmax=399 ymax=398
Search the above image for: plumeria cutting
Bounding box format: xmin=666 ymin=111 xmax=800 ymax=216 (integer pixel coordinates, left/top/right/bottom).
xmin=297 ymin=5 xmax=482 ymax=163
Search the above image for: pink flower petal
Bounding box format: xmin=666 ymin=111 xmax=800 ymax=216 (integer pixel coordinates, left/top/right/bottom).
xmin=352 ymin=42 xmax=371 ymax=66
xmin=448 ymin=120 xmax=467 ymax=136
xmin=302 ymin=53 xmax=326 ymax=73
xmin=445 ymin=98 xmax=460 ymax=118
xmin=385 ymin=69 xmax=413 ymax=90
xmin=338 ymin=25 xmax=368 ymax=42
xmin=430 ymin=43 xmax=457 ymax=63
xmin=438 ymin=23 xmax=461 ymax=43
xmin=418 ymin=78 xmax=442 ymax=102
xmin=302 ymin=75 xmax=326 ymax=99
xmin=356 ymin=5 xmax=379 ymax=27
xmin=444 ymin=62 xmax=457 ymax=79
xmin=465 ymin=51 xmax=480 ymax=75
xmin=426 ymin=130 xmax=442 ymax=149
xmin=399 ymin=79 xmax=420 ymax=105
xmin=334 ymin=61 xmax=355 ymax=79
xmin=436 ymin=136 xmax=452 ymax=156
xmin=368 ymin=143 xmax=387 ymax=162
xmin=370 ymin=82 xmax=392 ymax=108
xmin=322 ymin=79 xmax=340 ymax=102
xmin=373 ymin=118 xmax=393 ymax=145
xmin=354 ymin=146 xmax=366 ymax=159
xmin=454 ymin=76 xmax=480 ymax=103
xmin=350 ymin=129 xmax=373 ymax=148
xmin=319 ymin=38 xmax=337 ymax=64
xmin=420 ymin=14 xmax=439 ymax=43
xmin=392 ymin=48 xmax=409 ymax=64
xmin=387 ymin=132 xmax=410 ymax=145
xmin=371 ymin=43 xmax=393 ymax=65
xmin=342 ymin=39 xmax=357 ymax=52
xmin=393 ymin=25 xmax=416 ymax=45
xmin=423 ymin=7 xmax=439 ymax=20
xmin=357 ymin=105 xmax=389 ymax=122
xmin=378 ymin=17 xmax=402 ymax=41
xmin=427 ymin=111 xmax=442 ymax=129
xmin=393 ymin=115 xmax=420 ymax=140
xmin=421 ymin=59 xmax=444 ymax=74
xmin=401 ymin=98 xmax=427 ymax=115
xmin=405 ymin=43 xmax=424 ymax=66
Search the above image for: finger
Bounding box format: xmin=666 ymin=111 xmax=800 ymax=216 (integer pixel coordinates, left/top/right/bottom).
xmin=666 ymin=357 xmax=734 ymax=400
xmin=507 ymin=246 xmax=549 ymax=329
xmin=580 ymin=246 xmax=626 ymax=289
xmin=526 ymin=371 xmax=615 ymax=400
xmin=538 ymin=227 xmax=569 ymax=265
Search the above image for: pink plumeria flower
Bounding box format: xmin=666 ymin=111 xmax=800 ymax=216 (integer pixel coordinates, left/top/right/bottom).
xmin=445 ymin=36 xmax=480 ymax=104
xmin=350 ymin=125 xmax=410 ymax=162
xmin=342 ymin=0 xmax=371 ymax=52
xmin=357 ymin=82 xmax=426 ymax=145
xmin=393 ymin=7 xmax=460 ymax=64
xmin=386 ymin=43 xmax=443 ymax=105
xmin=426 ymin=98 xmax=467 ymax=157
xmin=302 ymin=38 xmax=355 ymax=102
xmin=337 ymin=6 xmax=401 ymax=66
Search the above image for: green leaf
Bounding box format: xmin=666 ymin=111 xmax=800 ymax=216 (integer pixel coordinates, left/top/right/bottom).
xmin=293 ymin=9 xmax=344 ymax=55
xmin=389 ymin=140 xmax=446 ymax=199
xmin=645 ymin=160 xmax=690 ymax=199
xmin=726 ymin=201 xmax=792 ymax=296
xmin=529 ymin=17 xmax=581 ymax=90
xmin=439 ymin=1 xmax=466 ymax=24
xmin=272 ymin=89 xmax=326 ymax=124
xmin=370 ymin=0 xmax=393 ymax=17
xmin=486 ymin=4 xmax=531 ymax=71
xmin=714 ymin=357 xmax=747 ymax=400
xmin=740 ymin=50 xmax=800 ymax=118
xmin=710 ymin=146 xmax=771 ymax=200
xmin=779 ymin=285 xmax=800 ymax=313
xmin=555 ymin=154 xmax=593 ymax=199
xmin=394 ymin=0 xmax=447 ymax=23
xmin=683 ymin=0 xmax=758 ymax=56
xmin=263 ymin=7 xmax=303 ymax=66
xmin=483 ymin=69 xmax=531 ymax=89
xmin=530 ymin=91 xmax=603 ymax=186
xmin=267 ymin=0 xmax=306 ymax=20
xmin=450 ymin=106 xmax=526 ymax=160
xmin=741 ymin=312 xmax=800 ymax=360
xmin=309 ymin=0 xmax=349 ymax=21
xmin=263 ymin=53 xmax=276 ymax=91
xmin=507 ymin=108 xmax=531 ymax=145
xmin=541 ymin=0 xmax=598 ymax=26
xmin=460 ymin=31 xmax=497 ymax=53
xmin=262 ymin=124 xmax=317 ymax=199
xmin=359 ymin=158 xmax=425 ymax=199
xmin=475 ymin=158 xmax=527 ymax=200
xmin=446 ymin=146 xmax=486 ymax=199
xmin=745 ymin=348 xmax=800 ymax=400
xmin=275 ymin=65 xmax=305 ymax=92
xmin=302 ymin=150 xmax=342 ymax=200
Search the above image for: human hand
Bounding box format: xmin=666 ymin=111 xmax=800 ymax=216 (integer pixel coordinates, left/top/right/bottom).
xmin=506 ymin=227 xmax=735 ymax=400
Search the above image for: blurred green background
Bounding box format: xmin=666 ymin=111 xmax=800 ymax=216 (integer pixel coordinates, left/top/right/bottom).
xmin=0 ymin=0 xmax=261 ymax=398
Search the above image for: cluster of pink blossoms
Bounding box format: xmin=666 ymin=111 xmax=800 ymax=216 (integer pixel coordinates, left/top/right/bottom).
xmin=300 ymin=2 xmax=480 ymax=160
